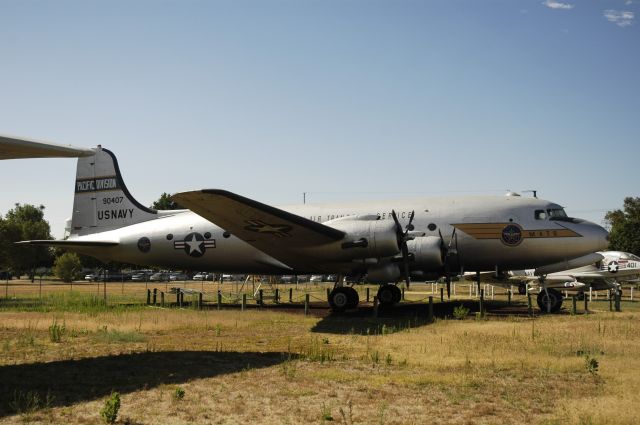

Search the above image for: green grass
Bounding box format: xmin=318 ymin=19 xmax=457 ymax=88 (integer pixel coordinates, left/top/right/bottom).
xmin=0 ymin=291 xmax=146 ymax=314
xmin=93 ymin=326 xmax=146 ymax=343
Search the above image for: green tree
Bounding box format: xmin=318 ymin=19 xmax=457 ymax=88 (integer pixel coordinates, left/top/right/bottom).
xmin=53 ymin=252 xmax=82 ymax=282
xmin=0 ymin=204 xmax=53 ymax=279
xmin=605 ymin=197 xmax=640 ymax=256
xmin=151 ymin=192 xmax=183 ymax=210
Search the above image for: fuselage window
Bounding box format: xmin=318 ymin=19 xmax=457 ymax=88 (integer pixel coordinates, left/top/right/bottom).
xmin=535 ymin=210 xmax=547 ymax=220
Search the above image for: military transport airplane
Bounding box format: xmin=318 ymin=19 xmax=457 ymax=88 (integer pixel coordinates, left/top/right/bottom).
xmin=0 ymin=134 xmax=609 ymax=312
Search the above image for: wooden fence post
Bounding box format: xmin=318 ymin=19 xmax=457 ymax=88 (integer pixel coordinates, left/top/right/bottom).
xmin=304 ymin=293 xmax=309 ymax=316
xmin=217 ymin=290 xmax=222 ymax=310
xmin=242 ymin=293 xmax=247 ymax=311
xmin=146 ymin=289 xmax=151 ymax=305
xmin=479 ymin=289 xmax=484 ymax=317
xmin=584 ymin=294 xmax=589 ymax=313
xmin=160 ymin=291 xmax=165 ymax=307
xmin=428 ymin=296 xmax=434 ymax=323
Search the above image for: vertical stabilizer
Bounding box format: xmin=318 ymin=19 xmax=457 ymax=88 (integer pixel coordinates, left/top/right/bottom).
xmin=71 ymin=146 xmax=157 ymax=236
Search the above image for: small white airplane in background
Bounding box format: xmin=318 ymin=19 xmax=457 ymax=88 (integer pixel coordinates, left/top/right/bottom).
xmin=470 ymin=251 xmax=640 ymax=312
xmin=1 ymin=134 xmax=610 ymax=312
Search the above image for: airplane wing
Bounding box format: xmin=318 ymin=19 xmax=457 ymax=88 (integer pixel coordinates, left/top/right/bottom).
xmin=16 ymin=240 xmax=119 ymax=247
xmin=0 ymin=134 xmax=94 ymax=159
xmin=172 ymin=189 xmax=346 ymax=271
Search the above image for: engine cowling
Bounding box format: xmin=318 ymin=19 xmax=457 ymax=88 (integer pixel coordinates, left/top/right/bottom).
xmin=407 ymin=236 xmax=444 ymax=269
xmin=304 ymin=216 xmax=400 ymax=261
xmin=366 ymin=263 xmax=402 ymax=282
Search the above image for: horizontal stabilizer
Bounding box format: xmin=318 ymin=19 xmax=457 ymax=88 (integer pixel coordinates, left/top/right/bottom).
xmin=16 ymin=240 xmax=119 ymax=247
xmin=0 ymin=134 xmax=94 ymax=160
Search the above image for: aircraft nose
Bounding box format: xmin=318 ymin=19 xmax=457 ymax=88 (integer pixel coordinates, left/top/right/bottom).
xmin=581 ymin=220 xmax=609 ymax=251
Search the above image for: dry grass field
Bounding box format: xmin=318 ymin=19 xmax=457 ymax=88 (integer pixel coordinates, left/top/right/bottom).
xmin=1 ymin=279 xmax=639 ymax=424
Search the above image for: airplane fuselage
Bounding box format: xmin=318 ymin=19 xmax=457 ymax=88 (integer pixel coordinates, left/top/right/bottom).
xmin=69 ymin=195 xmax=609 ymax=276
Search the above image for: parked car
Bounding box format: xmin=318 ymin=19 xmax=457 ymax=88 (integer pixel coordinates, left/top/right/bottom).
xmin=169 ymin=272 xmax=189 ymax=281
xmin=131 ymin=270 xmax=153 ymax=281
xmin=150 ymin=272 xmax=169 ymax=282
xmin=192 ymin=272 xmax=214 ymax=281
xmin=85 ymin=271 xmax=131 ymax=281
xmin=310 ymin=275 xmax=325 ymax=283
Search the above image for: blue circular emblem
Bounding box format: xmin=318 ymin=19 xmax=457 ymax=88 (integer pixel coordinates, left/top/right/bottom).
xmin=501 ymin=224 xmax=523 ymax=246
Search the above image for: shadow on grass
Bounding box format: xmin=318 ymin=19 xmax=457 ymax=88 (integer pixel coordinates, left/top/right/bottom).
xmin=0 ymin=350 xmax=288 ymax=417
xmin=311 ymin=299 xmax=531 ymax=334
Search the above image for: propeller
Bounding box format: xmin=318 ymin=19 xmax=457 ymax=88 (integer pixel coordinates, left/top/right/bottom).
xmin=438 ymin=227 xmax=458 ymax=299
xmin=391 ymin=210 xmax=415 ymax=288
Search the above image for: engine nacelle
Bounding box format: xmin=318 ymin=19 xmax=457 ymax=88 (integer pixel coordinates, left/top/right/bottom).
xmin=366 ymin=263 xmax=402 ymax=283
xmin=304 ymin=216 xmax=400 ymax=261
xmin=407 ymin=236 xmax=444 ymax=269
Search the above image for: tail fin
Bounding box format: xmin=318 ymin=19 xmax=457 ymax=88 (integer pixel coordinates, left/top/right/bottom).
xmin=71 ymin=146 xmax=157 ymax=236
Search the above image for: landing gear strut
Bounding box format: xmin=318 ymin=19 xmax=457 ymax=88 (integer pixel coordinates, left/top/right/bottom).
xmin=536 ymin=288 xmax=563 ymax=313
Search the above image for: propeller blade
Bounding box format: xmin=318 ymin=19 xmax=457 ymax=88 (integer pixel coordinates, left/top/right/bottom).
xmin=392 ymin=209 xmax=411 ymax=288
xmin=401 ymin=242 xmax=411 ymax=288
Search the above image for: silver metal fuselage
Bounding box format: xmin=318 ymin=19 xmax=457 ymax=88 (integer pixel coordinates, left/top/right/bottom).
xmin=71 ymin=195 xmax=608 ymax=275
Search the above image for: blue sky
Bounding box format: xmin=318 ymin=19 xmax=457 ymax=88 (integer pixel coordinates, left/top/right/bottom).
xmin=0 ymin=0 xmax=638 ymax=237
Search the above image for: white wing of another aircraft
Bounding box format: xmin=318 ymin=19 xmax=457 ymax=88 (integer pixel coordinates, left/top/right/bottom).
xmin=0 ymin=134 xmax=94 ymax=159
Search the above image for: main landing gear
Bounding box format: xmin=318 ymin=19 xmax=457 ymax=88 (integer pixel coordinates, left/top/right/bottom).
xmin=328 ymin=286 xmax=359 ymax=312
xmin=376 ymin=284 xmax=401 ymax=306
xmin=328 ymin=283 xmax=402 ymax=312
xmin=536 ymin=288 xmax=563 ymax=313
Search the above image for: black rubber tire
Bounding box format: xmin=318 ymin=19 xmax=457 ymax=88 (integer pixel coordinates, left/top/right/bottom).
xmin=377 ymin=285 xmax=397 ymax=306
xmin=391 ymin=285 xmax=402 ymax=303
xmin=537 ymin=288 xmax=563 ymax=313
xmin=329 ymin=287 xmax=351 ymax=312
xmin=345 ymin=287 xmax=359 ymax=309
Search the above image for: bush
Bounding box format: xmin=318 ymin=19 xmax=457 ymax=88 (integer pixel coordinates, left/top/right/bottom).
xmin=53 ymin=252 xmax=82 ymax=283
xmin=48 ymin=319 xmax=65 ymax=343
xmin=453 ymin=304 xmax=470 ymax=320
xmin=173 ymin=387 xmax=185 ymax=401
xmin=100 ymin=391 xmax=121 ymax=424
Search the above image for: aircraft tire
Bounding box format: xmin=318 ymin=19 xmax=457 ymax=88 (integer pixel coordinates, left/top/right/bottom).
xmin=536 ymin=288 xmax=563 ymax=313
xmin=377 ymin=285 xmax=397 ymax=306
xmin=345 ymin=287 xmax=359 ymax=309
xmin=329 ymin=287 xmax=351 ymax=312
xmin=391 ymin=285 xmax=402 ymax=303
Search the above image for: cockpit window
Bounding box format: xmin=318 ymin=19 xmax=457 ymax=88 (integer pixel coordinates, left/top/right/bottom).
xmin=621 ymin=253 xmax=640 ymax=261
xmin=547 ymin=208 xmax=568 ymax=219
xmin=535 ymin=210 xmax=547 ymax=220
